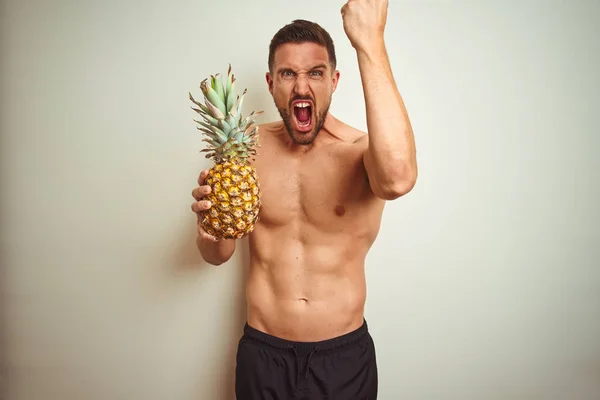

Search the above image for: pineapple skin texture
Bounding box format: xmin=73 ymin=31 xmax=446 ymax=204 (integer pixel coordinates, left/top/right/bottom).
xmin=201 ymin=161 xmax=261 ymax=239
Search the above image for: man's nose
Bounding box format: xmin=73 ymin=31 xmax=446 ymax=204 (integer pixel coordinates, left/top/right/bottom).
xmin=293 ymin=74 xmax=310 ymax=95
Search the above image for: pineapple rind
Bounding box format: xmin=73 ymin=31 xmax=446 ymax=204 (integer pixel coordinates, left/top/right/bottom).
xmin=202 ymin=161 xmax=260 ymax=239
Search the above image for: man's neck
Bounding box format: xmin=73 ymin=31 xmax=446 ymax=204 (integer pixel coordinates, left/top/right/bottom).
xmin=279 ymin=113 xmax=343 ymax=152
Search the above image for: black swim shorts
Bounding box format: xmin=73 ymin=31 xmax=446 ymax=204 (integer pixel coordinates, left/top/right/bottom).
xmin=235 ymin=319 xmax=378 ymax=400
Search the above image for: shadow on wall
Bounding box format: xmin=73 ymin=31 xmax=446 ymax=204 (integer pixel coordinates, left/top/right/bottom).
xmin=0 ymin=252 xmax=7 ymax=400
xmin=214 ymin=239 xmax=249 ymax=400
xmin=169 ymin=215 xmax=249 ymax=400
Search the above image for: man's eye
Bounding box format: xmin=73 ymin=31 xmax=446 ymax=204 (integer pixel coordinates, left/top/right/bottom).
xmin=282 ymin=71 xmax=294 ymax=77
xmin=310 ymin=71 xmax=323 ymax=76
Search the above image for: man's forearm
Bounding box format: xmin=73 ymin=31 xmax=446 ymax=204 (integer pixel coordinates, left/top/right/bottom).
xmin=358 ymin=41 xmax=417 ymax=199
xmin=197 ymin=237 xmax=236 ymax=266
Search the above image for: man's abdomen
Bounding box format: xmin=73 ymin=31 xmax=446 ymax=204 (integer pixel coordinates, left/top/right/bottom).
xmin=244 ymin=256 xmax=367 ymax=342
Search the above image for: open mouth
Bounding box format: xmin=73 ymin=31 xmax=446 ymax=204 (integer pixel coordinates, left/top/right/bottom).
xmin=292 ymin=100 xmax=313 ymax=132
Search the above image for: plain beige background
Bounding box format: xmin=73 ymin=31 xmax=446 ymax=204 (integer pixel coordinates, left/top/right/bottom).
xmin=1 ymin=0 xmax=599 ymax=399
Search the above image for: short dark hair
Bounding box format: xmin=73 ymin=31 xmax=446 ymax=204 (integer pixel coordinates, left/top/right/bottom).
xmin=268 ymin=19 xmax=337 ymax=72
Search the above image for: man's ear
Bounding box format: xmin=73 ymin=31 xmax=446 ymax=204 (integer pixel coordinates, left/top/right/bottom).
xmin=266 ymin=72 xmax=274 ymax=95
xmin=331 ymin=70 xmax=341 ymax=93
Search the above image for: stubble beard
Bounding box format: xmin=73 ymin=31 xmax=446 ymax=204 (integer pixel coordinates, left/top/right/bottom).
xmin=276 ymin=96 xmax=332 ymax=145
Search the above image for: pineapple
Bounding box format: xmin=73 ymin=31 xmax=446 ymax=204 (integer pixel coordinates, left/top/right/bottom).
xmin=189 ymin=65 xmax=262 ymax=239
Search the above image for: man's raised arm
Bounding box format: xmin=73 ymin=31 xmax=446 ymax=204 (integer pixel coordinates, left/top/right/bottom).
xmin=342 ymin=0 xmax=417 ymax=200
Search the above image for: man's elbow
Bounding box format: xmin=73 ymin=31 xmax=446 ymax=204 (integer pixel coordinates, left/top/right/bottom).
xmin=196 ymin=237 xmax=234 ymax=266
xmin=376 ymin=179 xmax=416 ymax=200
xmin=374 ymin=164 xmax=418 ymax=200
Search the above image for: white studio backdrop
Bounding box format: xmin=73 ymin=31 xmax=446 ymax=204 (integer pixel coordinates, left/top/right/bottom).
xmin=1 ymin=0 xmax=599 ymax=399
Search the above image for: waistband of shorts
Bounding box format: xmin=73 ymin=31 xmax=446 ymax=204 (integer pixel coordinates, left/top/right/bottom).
xmin=243 ymin=319 xmax=369 ymax=354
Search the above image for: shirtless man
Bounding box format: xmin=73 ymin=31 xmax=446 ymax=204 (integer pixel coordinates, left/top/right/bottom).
xmin=191 ymin=1 xmax=416 ymax=398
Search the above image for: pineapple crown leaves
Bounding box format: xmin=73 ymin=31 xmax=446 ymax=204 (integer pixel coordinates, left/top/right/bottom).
xmin=189 ymin=64 xmax=262 ymax=163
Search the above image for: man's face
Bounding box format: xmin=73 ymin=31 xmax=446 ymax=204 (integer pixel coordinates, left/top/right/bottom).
xmin=266 ymin=42 xmax=340 ymax=145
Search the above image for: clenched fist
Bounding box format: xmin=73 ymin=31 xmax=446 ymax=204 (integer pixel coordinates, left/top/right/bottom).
xmin=341 ymin=0 xmax=388 ymax=52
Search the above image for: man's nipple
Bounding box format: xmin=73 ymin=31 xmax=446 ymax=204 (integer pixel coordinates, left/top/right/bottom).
xmin=334 ymin=205 xmax=346 ymax=217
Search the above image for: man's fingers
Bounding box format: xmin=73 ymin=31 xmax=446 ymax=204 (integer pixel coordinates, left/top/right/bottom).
xmin=197 ymin=224 xmax=219 ymax=242
xmin=192 ymin=185 xmax=211 ymax=201
xmin=201 ymin=232 xmax=219 ymax=242
xmin=193 ymin=170 xmax=219 ymax=243
xmin=196 ymin=224 xmax=219 ymax=243
xmin=191 ymin=200 xmax=212 ymax=214
xmin=198 ymin=169 xmax=209 ymax=186
xmin=192 ymin=187 xmax=201 ymax=201
xmin=341 ymin=0 xmax=359 ymax=15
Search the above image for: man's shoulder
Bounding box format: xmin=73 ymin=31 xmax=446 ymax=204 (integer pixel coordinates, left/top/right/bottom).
xmin=326 ymin=115 xmax=368 ymax=145
xmin=339 ymin=121 xmax=368 ymax=146
xmin=255 ymin=120 xmax=283 ymax=135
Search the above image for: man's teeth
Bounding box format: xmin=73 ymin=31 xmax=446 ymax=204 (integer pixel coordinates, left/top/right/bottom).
xmin=295 ymin=102 xmax=311 ymax=108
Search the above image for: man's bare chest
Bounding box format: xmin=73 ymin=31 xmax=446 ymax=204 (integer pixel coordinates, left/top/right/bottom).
xmin=252 ymin=146 xmax=371 ymax=229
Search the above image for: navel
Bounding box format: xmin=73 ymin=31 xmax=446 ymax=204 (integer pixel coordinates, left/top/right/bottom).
xmin=334 ymin=205 xmax=346 ymax=217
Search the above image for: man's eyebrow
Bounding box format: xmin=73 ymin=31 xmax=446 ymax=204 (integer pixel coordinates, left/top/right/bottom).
xmin=276 ymin=67 xmax=295 ymax=74
xmin=309 ymin=63 xmax=327 ymax=70
xmin=276 ymin=64 xmax=328 ymax=74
